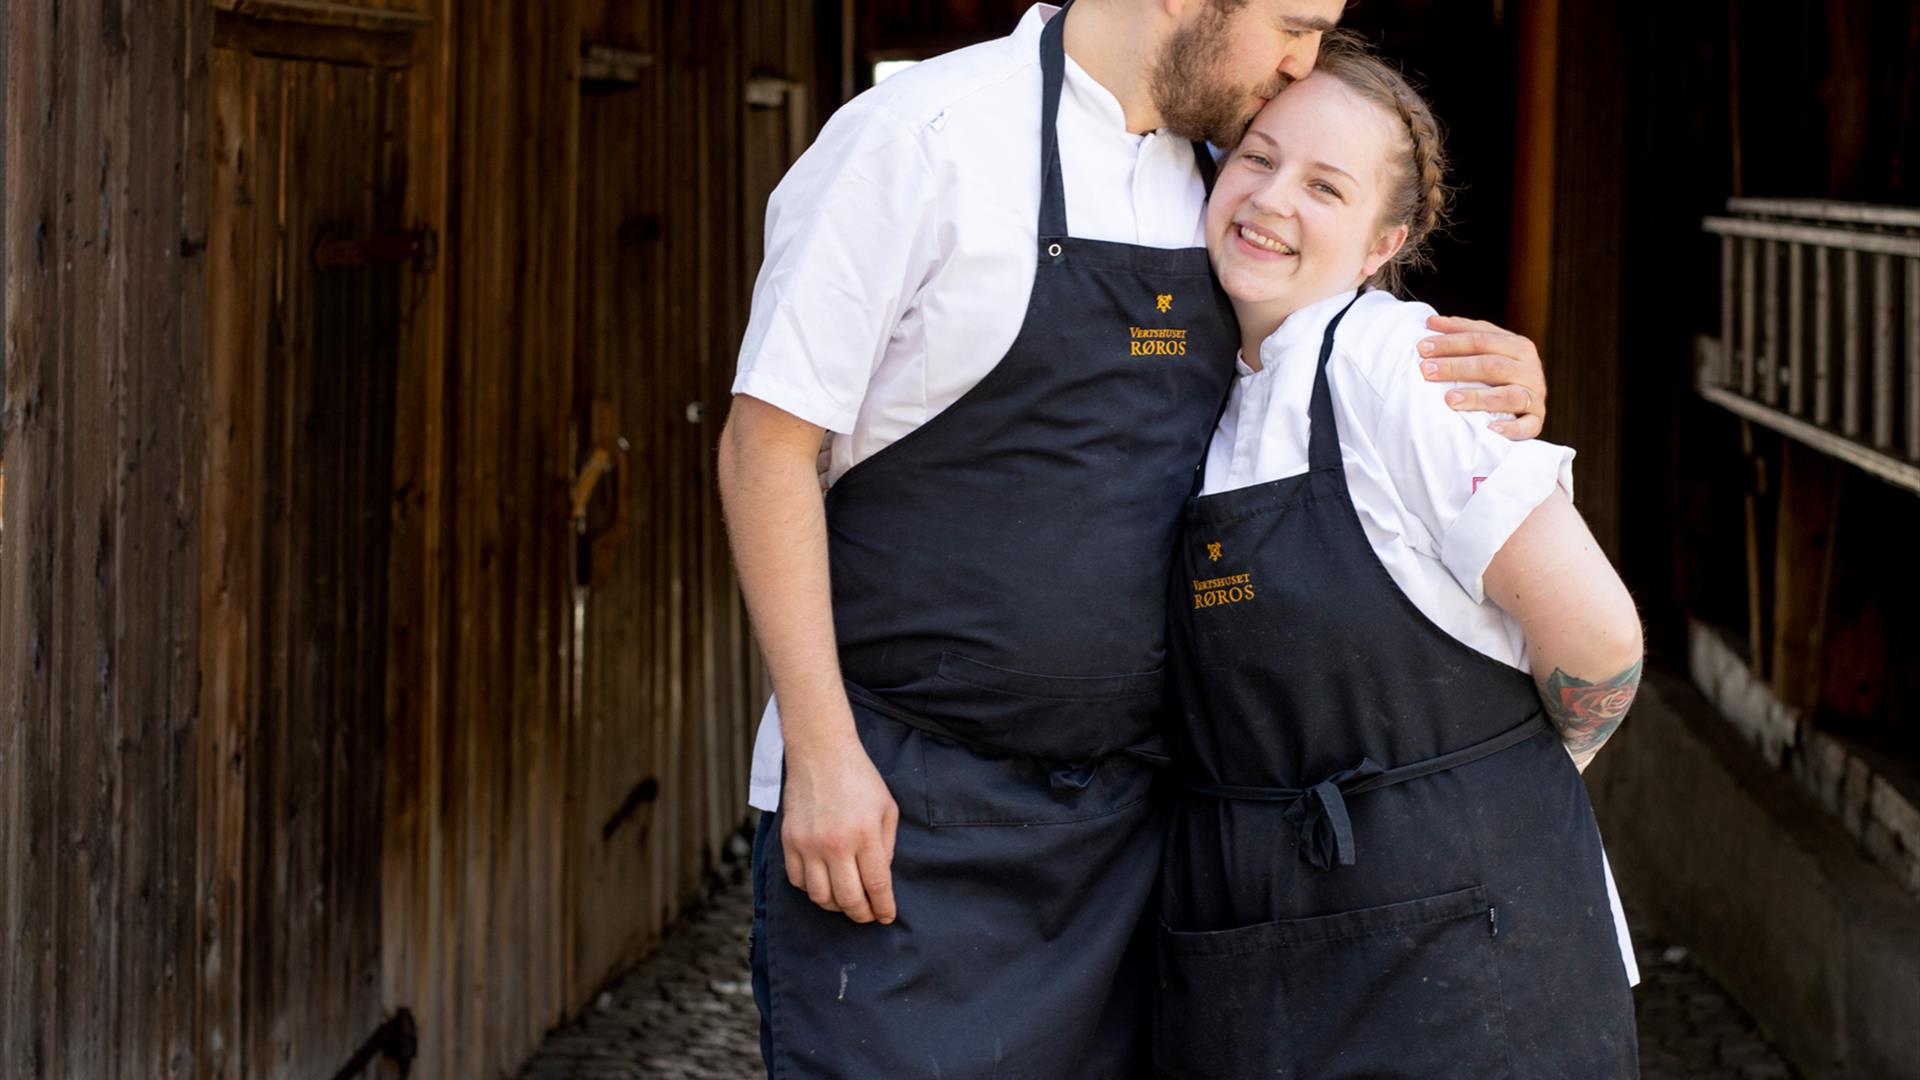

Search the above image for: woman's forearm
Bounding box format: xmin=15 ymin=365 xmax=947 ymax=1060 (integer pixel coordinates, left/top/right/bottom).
xmin=1536 ymin=658 xmax=1643 ymax=769
xmin=1482 ymin=493 xmax=1644 ymax=768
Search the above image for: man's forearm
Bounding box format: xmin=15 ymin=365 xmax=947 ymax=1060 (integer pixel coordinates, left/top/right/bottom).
xmin=717 ymin=404 xmax=858 ymax=751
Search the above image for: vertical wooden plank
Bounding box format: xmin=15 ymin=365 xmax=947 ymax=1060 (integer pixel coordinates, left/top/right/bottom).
xmin=438 ymin=0 xmax=580 ymax=1073
xmin=1740 ymin=236 xmax=1758 ymax=396
xmin=1787 ymin=241 xmax=1804 ymax=415
xmin=1 ymin=1 xmax=59 ymax=1071
xmin=61 ymin=1 xmax=118 ymax=1074
xmin=1816 ymin=246 xmax=1833 ymax=426
xmin=1908 ymin=259 xmax=1919 ymax=461
xmin=1843 ymin=247 xmax=1862 ymax=437
xmin=1872 ymin=252 xmax=1895 ymax=449
xmin=199 ymin=42 xmax=272 ymax=1080
xmin=4 ymin=1 xmax=209 ymax=1076
xmin=1719 ymin=233 xmax=1735 ymax=387
xmin=1761 ymin=238 xmax=1779 ymax=404
xmin=381 ymin=0 xmax=453 ymax=1072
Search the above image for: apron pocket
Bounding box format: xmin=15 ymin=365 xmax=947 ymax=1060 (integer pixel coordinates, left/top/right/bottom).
xmin=918 ymin=728 xmax=1156 ymax=827
xmin=933 ymin=651 xmax=1165 ymax=701
xmin=1155 ymin=885 xmax=1513 ymax=1080
xmin=920 ymin=651 xmax=1166 ymax=762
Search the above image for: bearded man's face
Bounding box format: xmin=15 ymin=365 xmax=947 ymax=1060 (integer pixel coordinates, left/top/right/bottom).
xmin=1149 ymin=1 xmax=1342 ymax=147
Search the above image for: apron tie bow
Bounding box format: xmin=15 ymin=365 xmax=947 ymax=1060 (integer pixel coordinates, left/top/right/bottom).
xmin=1284 ymin=758 xmax=1387 ymax=871
xmin=1048 ymin=760 xmax=1099 ymax=796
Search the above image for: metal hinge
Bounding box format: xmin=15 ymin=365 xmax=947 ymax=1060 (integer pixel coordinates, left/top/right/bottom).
xmin=746 ymin=76 xmax=801 ymax=108
xmin=313 ymin=230 xmax=438 ymax=272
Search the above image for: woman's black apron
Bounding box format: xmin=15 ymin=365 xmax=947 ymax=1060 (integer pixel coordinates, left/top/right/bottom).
xmin=1153 ymin=296 xmax=1639 ymax=1079
xmin=749 ymin=5 xmax=1239 ymax=1077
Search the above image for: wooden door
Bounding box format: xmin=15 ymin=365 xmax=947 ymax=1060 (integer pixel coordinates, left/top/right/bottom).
xmin=569 ymin=0 xmax=714 ymax=998
xmin=564 ymin=0 xmax=810 ymax=1006
xmin=200 ymin=9 xmax=420 ymax=1076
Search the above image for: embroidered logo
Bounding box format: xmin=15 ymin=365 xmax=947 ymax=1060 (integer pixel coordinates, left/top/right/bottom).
xmin=1191 ymin=572 xmax=1255 ymax=610
xmin=1206 ymin=542 xmax=1223 ymax=562
xmin=1128 ymin=326 xmax=1188 ymax=356
xmin=1472 ymin=476 xmax=1488 ymax=494
xmin=1156 ymin=293 xmax=1174 ymax=314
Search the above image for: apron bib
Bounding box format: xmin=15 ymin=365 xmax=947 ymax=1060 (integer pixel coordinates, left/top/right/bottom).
xmin=1153 ymin=296 xmax=1638 ymax=1079
xmin=754 ymin=5 xmax=1238 ymax=1076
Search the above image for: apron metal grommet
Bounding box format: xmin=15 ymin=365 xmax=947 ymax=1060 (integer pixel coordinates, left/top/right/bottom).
xmin=1047 ymin=242 xmax=1062 ymax=258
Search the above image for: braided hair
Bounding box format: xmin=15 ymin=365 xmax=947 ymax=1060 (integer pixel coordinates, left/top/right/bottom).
xmin=1309 ymin=33 xmax=1452 ymax=295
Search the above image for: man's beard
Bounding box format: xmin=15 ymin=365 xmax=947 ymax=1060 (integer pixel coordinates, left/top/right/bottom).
xmin=1148 ymin=12 xmax=1288 ymax=146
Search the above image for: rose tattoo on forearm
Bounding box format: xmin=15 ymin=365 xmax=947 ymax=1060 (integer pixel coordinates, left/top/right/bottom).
xmin=1538 ymin=658 xmax=1642 ymax=766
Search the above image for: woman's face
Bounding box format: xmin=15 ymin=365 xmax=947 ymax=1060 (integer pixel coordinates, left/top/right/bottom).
xmin=1205 ymin=72 xmax=1408 ymax=324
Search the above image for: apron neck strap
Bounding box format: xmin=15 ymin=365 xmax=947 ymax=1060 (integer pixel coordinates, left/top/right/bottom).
xmin=1191 ymin=140 xmax=1220 ymax=195
xmin=1037 ymin=3 xmax=1072 ymax=241
xmin=1308 ymin=290 xmax=1367 ymax=472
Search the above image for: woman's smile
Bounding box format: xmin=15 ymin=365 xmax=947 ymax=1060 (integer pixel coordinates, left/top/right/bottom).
xmin=1232 ymin=222 xmax=1298 ymax=258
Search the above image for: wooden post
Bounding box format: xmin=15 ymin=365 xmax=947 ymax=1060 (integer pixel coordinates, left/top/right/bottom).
xmin=1539 ymin=0 xmax=1628 ymax=555
xmin=1772 ymin=442 xmax=1842 ymax=713
xmin=1507 ymin=0 xmax=1558 ymax=345
xmin=1742 ymin=420 xmax=1767 ymax=679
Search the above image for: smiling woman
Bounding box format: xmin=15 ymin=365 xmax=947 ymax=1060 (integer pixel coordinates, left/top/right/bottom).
xmin=1154 ymin=38 xmax=1644 ymax=1079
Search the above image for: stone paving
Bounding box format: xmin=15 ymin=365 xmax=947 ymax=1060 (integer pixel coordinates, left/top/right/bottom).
xmin=520 ymin=835 xmax=1801 ymax=1080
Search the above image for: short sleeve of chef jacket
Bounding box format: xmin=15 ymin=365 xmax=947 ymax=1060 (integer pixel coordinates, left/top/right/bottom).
xmin=730 ymin=100 xmax=939 ymax=434
xmin=1342 ymin=301 xmax=1576 ymax=605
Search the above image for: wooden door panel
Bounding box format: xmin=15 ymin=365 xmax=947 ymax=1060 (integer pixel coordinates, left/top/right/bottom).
xmin=203 ymin=43 xmax=407 ymax=1080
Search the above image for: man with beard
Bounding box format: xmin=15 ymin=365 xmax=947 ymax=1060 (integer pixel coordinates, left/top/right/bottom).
xmin=718 ymin=2 xmax=1551 ymax=1076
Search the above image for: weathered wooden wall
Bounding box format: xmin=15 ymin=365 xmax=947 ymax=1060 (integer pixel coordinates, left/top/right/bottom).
xmin=1 ymin=2 xmax=210 ymax=1077
xmin=2 ymin=0 xmax=809 ymax=1076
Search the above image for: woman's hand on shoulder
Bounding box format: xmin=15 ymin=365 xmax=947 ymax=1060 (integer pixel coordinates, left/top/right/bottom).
xmin=1417 ymin=314 xmax=1546 ymax=441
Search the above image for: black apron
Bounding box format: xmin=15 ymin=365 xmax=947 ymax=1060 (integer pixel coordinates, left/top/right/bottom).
xmin=1153 ymin=295 xmax=1639 ymax=1079
xmin=751 ymin=5 xmax=1239 ymax=1077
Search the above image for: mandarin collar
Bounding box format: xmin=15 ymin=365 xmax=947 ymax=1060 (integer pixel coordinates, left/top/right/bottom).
xmin=1257 ymin=288 xmax=1364 ymax=366
xmin=1031 ymin=3 xmax=1167 ymax=139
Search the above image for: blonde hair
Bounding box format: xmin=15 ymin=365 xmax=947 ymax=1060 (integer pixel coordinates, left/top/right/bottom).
xmin=1309 ymin=34 xmax=1452 ymax=294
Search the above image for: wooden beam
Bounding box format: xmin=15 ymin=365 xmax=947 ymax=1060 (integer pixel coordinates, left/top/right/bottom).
xmin=1701 ymin=383 xmax=1920 ymax=495
xmin=212 ymin=10 xmax=415 ymax=67
xmin=221 ymin=0 xmax=430 ymax=33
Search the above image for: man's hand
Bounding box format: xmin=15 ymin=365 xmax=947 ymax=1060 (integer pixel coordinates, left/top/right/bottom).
xmin=1419 ymin=314 xmax=1548 ymax=440
xmin=717 ymin=396 xmax=896 ymax=925
xmin=780 ymin=725 xmax=900 ymax=925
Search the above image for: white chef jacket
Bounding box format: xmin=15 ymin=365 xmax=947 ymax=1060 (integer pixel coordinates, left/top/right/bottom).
xmin=736 ymin=4 xmax=1211 ymax=814
xmin=1201 ymin=286 xmax=1639 ymax=985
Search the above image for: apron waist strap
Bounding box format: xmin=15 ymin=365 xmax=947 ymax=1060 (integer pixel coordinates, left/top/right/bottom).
xmin=1184 ymin=714 xmax=1552 ymax=871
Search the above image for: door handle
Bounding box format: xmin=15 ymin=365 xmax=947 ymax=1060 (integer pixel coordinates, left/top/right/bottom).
xmin=572 ymin=399 xmax=632 ymax=587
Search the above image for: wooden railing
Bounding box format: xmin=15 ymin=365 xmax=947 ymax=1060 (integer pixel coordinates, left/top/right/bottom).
xmin=1701 ymin=198 xmax=1920 ymax=493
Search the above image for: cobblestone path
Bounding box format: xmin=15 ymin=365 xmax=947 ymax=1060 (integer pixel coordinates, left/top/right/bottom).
xmin=521 ymin=850 xmax=1800 ymax=1080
